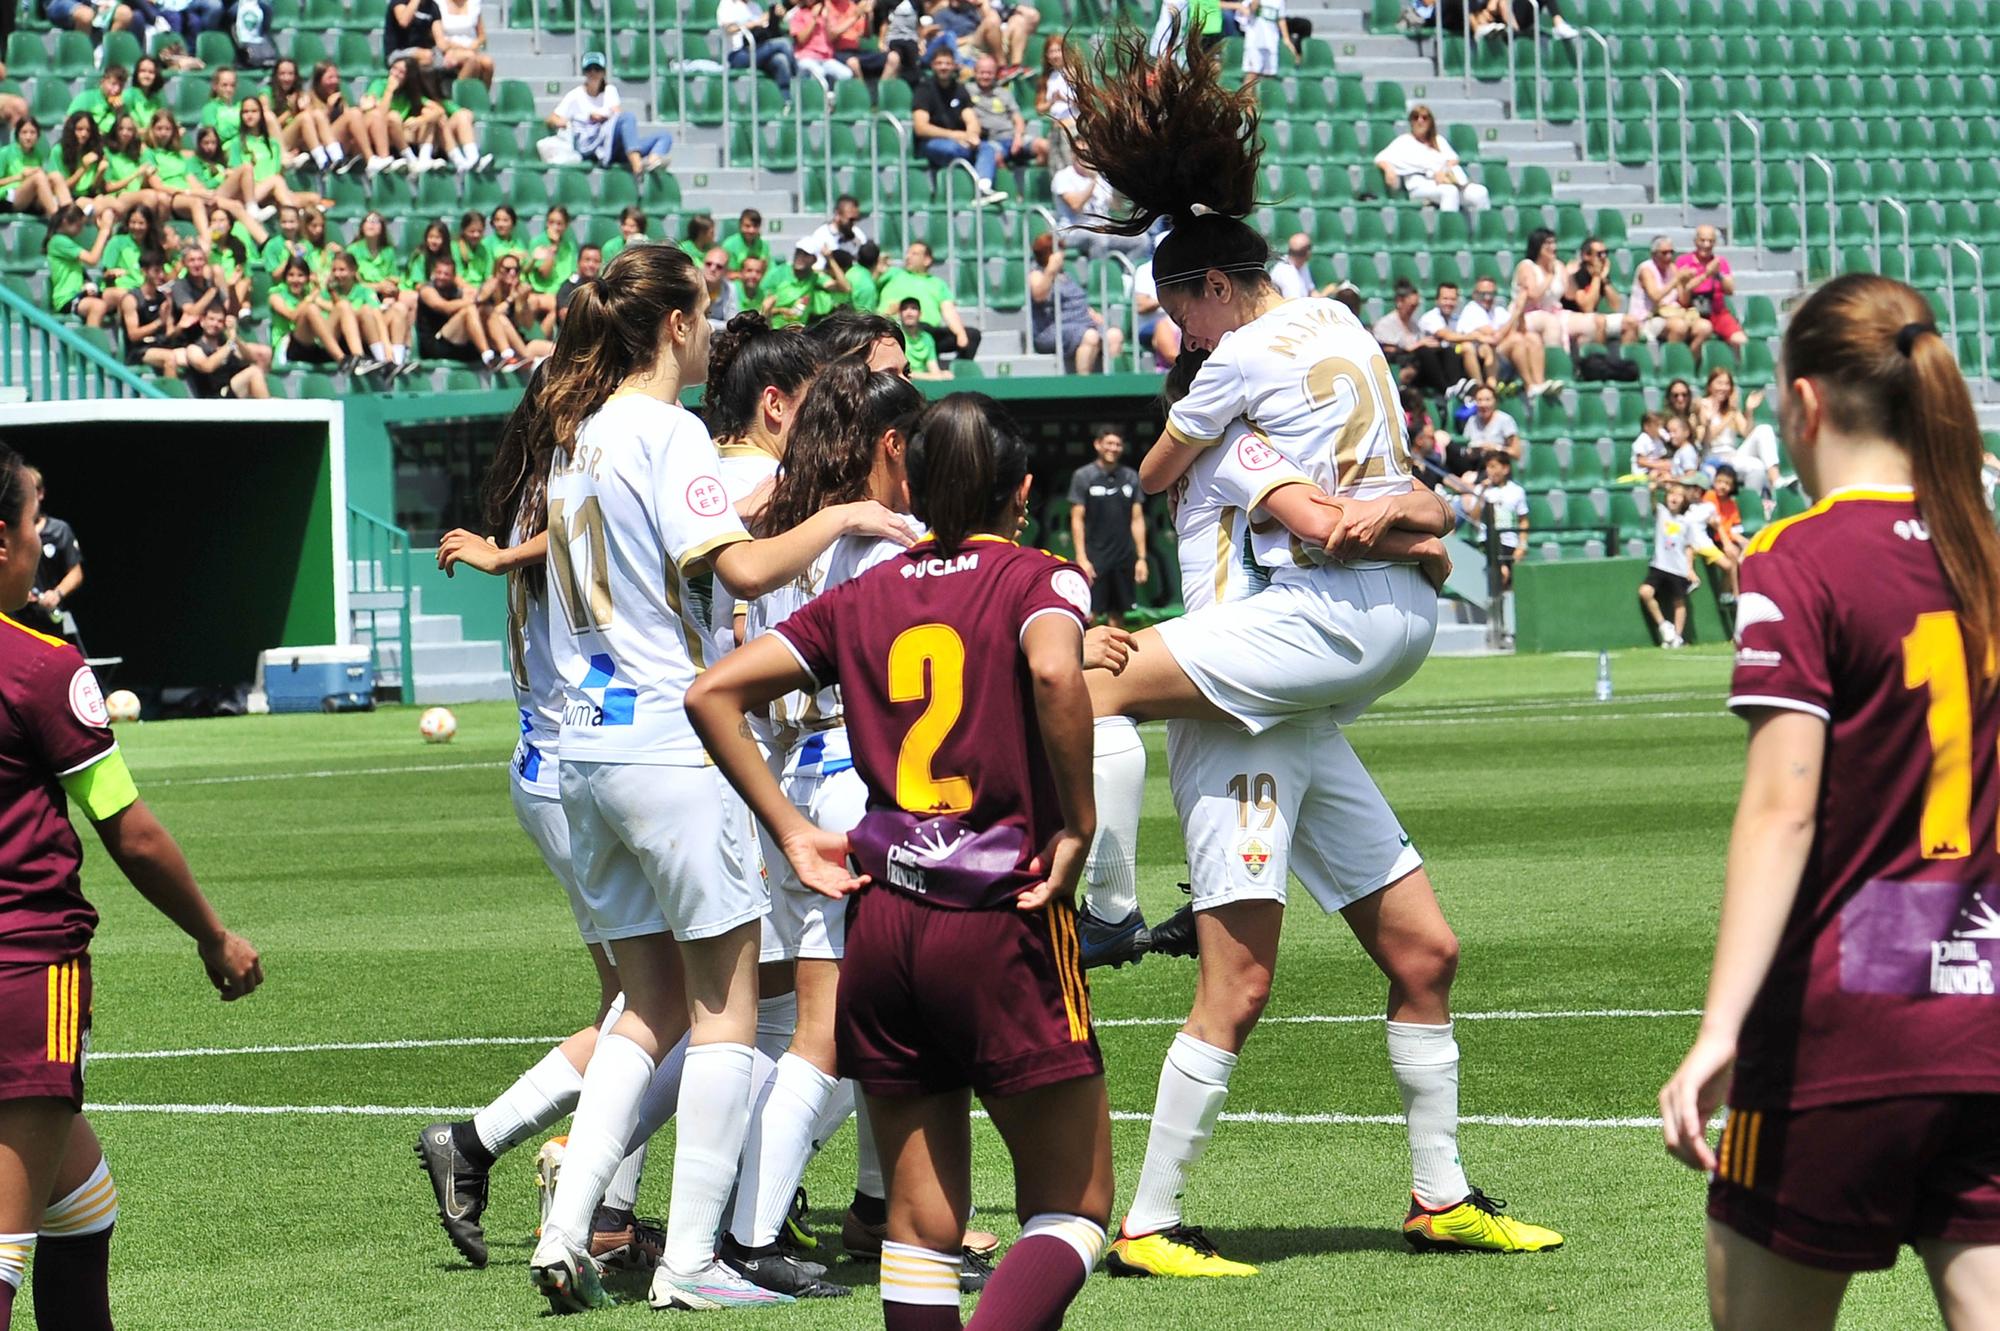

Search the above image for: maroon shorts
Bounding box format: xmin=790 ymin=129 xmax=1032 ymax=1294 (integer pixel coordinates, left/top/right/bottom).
xmin=0 ymin=955 xmax=90 ymax=1110
xmin=835 ymin=886 xmax=1103 ymax=1099
xmin=1708 ymin=1097 xmax=2000 ymax=1271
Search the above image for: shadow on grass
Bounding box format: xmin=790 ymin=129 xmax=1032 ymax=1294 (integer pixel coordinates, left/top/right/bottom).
xmin=1212 ymin=1225 xmax=1413 ymax=1262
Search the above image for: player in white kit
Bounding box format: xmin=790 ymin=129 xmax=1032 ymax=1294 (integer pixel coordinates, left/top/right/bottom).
xmin=521 ymin=245 xmax=912 ymax=1314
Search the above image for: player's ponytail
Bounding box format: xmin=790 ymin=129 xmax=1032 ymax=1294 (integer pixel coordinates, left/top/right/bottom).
xmin=760 ymin=358 xmax=923 ymax=537
xmin=907 ymin=393 xmax=1030 ymax=555
xmin=702 ymin=310 xmax=820 ymax=444
xmin=528 ymin=244 xmax=703 ymax=464
xmin=1066 ymin=23 xmax=1273 ymax=297
xmin=1785 ymin=273 xmax=2000 ymax=693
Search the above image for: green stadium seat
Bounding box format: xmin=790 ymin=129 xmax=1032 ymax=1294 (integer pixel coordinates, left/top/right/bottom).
xmin=51 ymin=30 xmax=94 ymax=78
xmin=100 ymin=29 xmax=140 ymax=72
xmin=492 ymin=80 xmax=539 ymax=125
xmin=29 ymin=80 xmax=69 ymax=125
xmin=1742 ymin=295 xmax=1779 ymax=342
xmin=4 ymin=33 xmax=41 ymax=77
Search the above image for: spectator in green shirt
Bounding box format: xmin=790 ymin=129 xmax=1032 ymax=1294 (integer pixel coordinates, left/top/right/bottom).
xmin=898 ymin=297 xmax=950 ymax=379
xmin=68 ymin=67 xmax=130 ymax=136
xmin=524 ymin=205 xmax=578 ymax=331
xmin=99 ymin=203 xmax=167 ymax=293
xmin=259 ymin=205 xmax=305 ymax=278
xmin=349 ymin=210 xmax=408 ymax=311
xmin=721 ymin=207 xmax=769 ymax=275
xmin=679 ymin=212 xmax=715 ymax=266
xmin=44 ymin=205 xmax=115 ymax=325
xmin=731 ymin=254 xmax=769 ymax=318
xmin=874 ymin=240 xmax=981 ymax=360
xmin=298 ymin=206 xmax=341 ymax=279
xmin=326 ymin=249 xmax=412 ymax=376
xmin=199 ymin=69 xmax=243 ymax=153
xmin=484 ymin=203 xmax=530 ymax=271
xmin=453 ymin=209 xmax=492 ymax=287
xmin=0 ymin=120 xmax=65 ymax=218
xmin=126 ymin=57 xmax=168 ymax=131
xmin=601 ymin=206 xmax=647 ymax=263
xmin=841 ymin=241 xmax=884 ymax=315
xmin=760 ymin=245 xmax=849 ymax=329
xmin=407 ymin=219 xmax=453 ymax=289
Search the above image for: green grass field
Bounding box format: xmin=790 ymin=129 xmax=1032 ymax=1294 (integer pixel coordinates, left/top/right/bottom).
xmin=24 ymin=647 xmax=1942 ymax=1329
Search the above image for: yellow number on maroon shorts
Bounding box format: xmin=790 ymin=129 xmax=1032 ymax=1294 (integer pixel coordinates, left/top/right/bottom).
xmin=888 ymin=623 xmax=973 ymax=815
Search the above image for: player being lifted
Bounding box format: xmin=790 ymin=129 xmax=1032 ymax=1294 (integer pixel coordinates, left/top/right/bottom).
xmin=1662 ymin=274 xmax=2000 ymax=1329
xmin=418 ymin=372 xmax=659 ymax=1273
xmin=520 ymin=245 xmax=909 ymax=1314
xmin=0 ymin=440 xmax=263 ymax=1331
xmin=1062 ymin=29 xmax=1565 ymax=1271
xmin=688 ymin=394 xmax=1113 ymax=1331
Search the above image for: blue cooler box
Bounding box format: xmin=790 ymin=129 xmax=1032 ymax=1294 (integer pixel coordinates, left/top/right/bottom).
xmin=259 ymin=646 xmax=375 ymax=713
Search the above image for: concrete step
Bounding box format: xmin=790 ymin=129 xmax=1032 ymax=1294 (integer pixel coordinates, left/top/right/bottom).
xmin=1432 ymin=621 xmax=1507 ymax=655
xmin=409 ymin=613 xmax=464 ymax=646
xmin=415 ymin=672 xmax=518 ymax=704
xmin=375 ymin=637 xmax=507 ymax=678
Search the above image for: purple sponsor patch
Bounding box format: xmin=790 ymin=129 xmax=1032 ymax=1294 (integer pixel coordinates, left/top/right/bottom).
xmin=848 ymin=808 xmax=1028 ymax=910
xmin=1840 ymin=878 xmax=2000 ymax=998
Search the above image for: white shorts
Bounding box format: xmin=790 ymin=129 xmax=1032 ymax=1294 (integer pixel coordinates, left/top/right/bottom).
xmin=560 ymin=760 xmax=768 ymax=943
xmin=757 ymin=763 xmax=867 ymax=963
xmin=1167 ymin=712 xmax=1424 ymax=914
xmin=1153 ymin=563 xmax=1438 ymax=735
xmin=511 ymin=777 xmax=599 ymax=946
xmin=1242 ymin=27 xmax=1280 ymax=73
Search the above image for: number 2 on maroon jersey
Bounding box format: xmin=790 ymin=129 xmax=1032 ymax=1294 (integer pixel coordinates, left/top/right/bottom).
xmin=887 ymin=623 xmax=973 ymax=815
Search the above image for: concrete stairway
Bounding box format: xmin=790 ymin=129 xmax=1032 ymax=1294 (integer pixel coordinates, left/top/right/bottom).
xmin=348 ymin=570 xmax=511 ymax=704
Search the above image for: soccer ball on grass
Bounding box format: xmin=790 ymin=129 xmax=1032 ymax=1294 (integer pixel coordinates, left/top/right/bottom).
xmin=418 ymin=707 xmax=458 ymax=744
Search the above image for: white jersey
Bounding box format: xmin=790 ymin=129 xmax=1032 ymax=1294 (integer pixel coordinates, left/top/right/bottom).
xmin=1170 ymin=422 xmax=1314 ymax=613
xmin=1167 ymin=297 xmax=1416 ymax=507
xmin=547 ymin=394 xmax=751 ymax=765
xmin=1649 ymin=501 xmax=1719 ymax=579
xmin=708 ymin=443 xmax=782 ymax=663
xmin=748 ymin=515 xmax=921 ymax=773
xmin=506 ymin=519 xmax=564 ymax=798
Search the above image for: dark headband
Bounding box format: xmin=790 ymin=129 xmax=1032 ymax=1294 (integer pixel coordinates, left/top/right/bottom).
xmin=1896 ymin=321 xmax=1937 ymax=356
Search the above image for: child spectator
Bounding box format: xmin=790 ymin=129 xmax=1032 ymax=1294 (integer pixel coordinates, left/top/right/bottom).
xmin=1629 ymin=410 xmax=1672 ymax=480
xmin=1638 ymin=473 xmax=1728 ymax=649
xmin=1666 ymin=415 xmax=1701 ymax=476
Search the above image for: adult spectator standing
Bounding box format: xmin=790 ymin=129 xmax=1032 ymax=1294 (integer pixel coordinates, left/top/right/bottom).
xmin=1563 ymin=235 xmax=1627 ymax=346
xmin=1131 ymin=256 xmax=1180 ymax=368
xmin=1373 ymin=277 xmax=1456 ymax=393
xmin=1035 ymin=33 xmax=1076 ymax=168
xmin=966 ymin=54 xmax=1044 ymax=177
xmin=1029 ymin=232 xmax=1121 ymax=372
xmin=1674 ymin=224 xmax=1745 ymax=354
xmin=716 ymin=0 xmax=798 ymax=103
xmin=545 ymin=52 xmax=674 ymax=175
xmin=553 ymin=241 xmax=601 ymax=324
xmin=787 ymin=0 xmax=855 ymax=89
xmin=1373 ymin=104 xmax=1488 ymax=218
xmin=911 ymin=48 xmax=1006 ymax=206
xmin=182 ymin=302 xmax=270 ymax=398
xmin=433 ymin=0 xmax=495 ymax=90
xmin=1067 ymin=428 xmax=1148 ymax=626
xmin=1421 ymin=280 xmax=1492 ymax=394
xmin=874 ymin=239 xmax=980 ymax=359
xmin=1052 ymin=140 xmax=1148 ymax=259
xmin=1268 ymin=232 xmax=1339 ymax=301
xmin=385 ymin=0 xmax=446 ymax=70
xmin=1629 ymin=234 xmax=1708 ymax=355
xmin=803 ymin=193 xmax=869 ymax=262
xmin=21 ymin=467 xmax=84 ymax=647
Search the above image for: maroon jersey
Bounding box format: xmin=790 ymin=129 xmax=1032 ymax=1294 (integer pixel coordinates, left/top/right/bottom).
xmin=772 ymin=535 xmax=1090 ymax=909
xmin=0 ymin=613 xmax=115 ymax=964
xmin=1727 ymin=487 xmax=2000 ymax=1109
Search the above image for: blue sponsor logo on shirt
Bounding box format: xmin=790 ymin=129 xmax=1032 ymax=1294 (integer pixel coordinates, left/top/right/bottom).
xmin=578 ymin=653 xmax=639 ymax=727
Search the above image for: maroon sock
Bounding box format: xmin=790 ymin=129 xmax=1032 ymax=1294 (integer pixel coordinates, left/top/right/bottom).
xmin=883 ymin=1301 xmax=963 ymax=1331
xmin=32 ymin=1226 xmax=113 ymax=1331
xmin=964 ymin=1234 xmax=1089 ymax=1331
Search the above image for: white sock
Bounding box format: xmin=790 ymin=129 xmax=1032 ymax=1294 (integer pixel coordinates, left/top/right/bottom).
xmin=390 ymin=343 xmax=408 ymax=364
xmin=537 ymin=1032 xmax=654 ymax=1256
xmin=664 ymin=1042 xmax=758 ymax=1277
xmin=755 ymin=992 xmax=798 ymax=1062
xmin=1388 ymin=1019 xmax=1469 ymax=1209
xmin=852 ymin=1093 xmax=884 ymax=1199
xmin=807 ymin=1076 xmax=856 ymax=1155
xmin=481 ymin=348 xmax=496 ymax=365
xmin=327 ymin=141 xmax=346 ymax=164
xmin=417 ymin=143 xmax=435 ymax=162
xmin=603 ymin=1142 xmax=648 ymax=1214
xmin=730 ymin=1054 xmax=839 ymax=1248
xmin=473 ymin=1046 xmax=585 ymax=1158
xmin=309 ymin=145 xmax=329 ymax=169
xmin=880 ymin=1241 xmax=960 ymax=1310
xmin=624 ymin=1031 xmax=690 ymax=1152
xmin=1123 ymin=1033 xmax=1236 ymax=1236
xmin=1084 ymin=716 xmax=1145 ymax=922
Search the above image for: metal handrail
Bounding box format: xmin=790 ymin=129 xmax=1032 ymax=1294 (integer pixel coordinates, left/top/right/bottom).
xmin=1651 ymin=68 xmax=1688 ymax=223
xmin=873 ymin=112 xmax=912 ymax=251
xmin=346 ymin=506 xmax=415 ymax=706
xmin=938 ymin=158 xmax=987 ymax=315
xmin=0 ymin=282 xmax=166 ymax=399
xmin=1578 ymin=27 xmax=1611 ymax=162
xmin=1804 ymin=152 xmax=1833 ymax=285
xmin=1506 ymin=0 xmax=1544 ymax=140
xmin=1948 ymin=238 xmax=1990 ymax=393
xmin=1095 ymin=249 xmax=1140 ymax=371
xmin=1727 ymin=111 xmax=1762 ymax=250
xmin=645 ymin=0 xmax=657 ymax=121
xmin=1874 ymin=195 xmax=1910 ymax=279
xmin=1432 ymin=0 xmax=1442 ymax=79
xmin=1027 ymin=204 xmax=1065 ymax=376
xmin=719 ymin=22 xmax=734 ymax=169
xmin=528 ymin=0 xmax=540 ymax=54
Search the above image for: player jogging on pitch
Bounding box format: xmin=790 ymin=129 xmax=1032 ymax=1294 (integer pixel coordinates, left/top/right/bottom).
xmin=1661 ymin=273 xmax=2000 ymax=1329
xmin=0 ymin=440 xmax=263 ymax=1331
xmin=689 ymin=393 xmax=1114 ymax=1331
xmin=1062 ymin=31 xmax=1564 ymax=1271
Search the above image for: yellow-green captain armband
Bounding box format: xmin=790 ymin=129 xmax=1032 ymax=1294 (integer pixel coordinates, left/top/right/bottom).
xmin=60 ymin=748 xmax=140 ymax=822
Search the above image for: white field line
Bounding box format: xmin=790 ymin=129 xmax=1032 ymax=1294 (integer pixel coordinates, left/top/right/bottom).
xmin=148 ymin=760 xmax=494 ymax=788
xmin=88 ymin=1008 xmax=1700 ymax=1064
xmin=77 ymin=1101 xmax=1677 ymax=1130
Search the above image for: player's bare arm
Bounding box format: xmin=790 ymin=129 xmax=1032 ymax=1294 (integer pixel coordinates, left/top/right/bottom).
xmin=1138 ymin=430 xmax=1204 ymax=494
xmin=91 ymin=797 xmax=263 ymax=1001
xmin=1660 ymin=708 xmax=1823 ymax=1171
xmin=708 ymin=499 xmax=912 ymax=601
xmin=437 ymin=527 xmax=546 ymax=577
xmin=1017 ymin=613 xmax=1095 ymax=912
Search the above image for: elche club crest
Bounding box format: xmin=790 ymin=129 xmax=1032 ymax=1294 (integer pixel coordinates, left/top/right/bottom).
xmin=1239 ymin=836 xmax=1271 ymax=879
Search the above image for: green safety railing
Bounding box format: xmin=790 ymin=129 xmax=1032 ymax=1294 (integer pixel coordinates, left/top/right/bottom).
xmin=347 ymin=506 xmax=416 ymax=705
xmin=0 ymin=281 xmax=166 ymax=401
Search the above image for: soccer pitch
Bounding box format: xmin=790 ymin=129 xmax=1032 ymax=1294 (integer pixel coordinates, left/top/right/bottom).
xmin=48 ymin=647 xmax=1939 ymax=1330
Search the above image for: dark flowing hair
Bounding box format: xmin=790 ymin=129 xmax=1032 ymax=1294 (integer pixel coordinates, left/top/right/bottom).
xmin=1785 ymin=273 xmax=2000 ymax=694
xmin=238 ymin=95 xmax=275 ymax=147
xmin=702 ymin=310 xmax=820 ymax=442
xmin=760 ymin=359 xmax=923 ymax=536
xmin=807 ymin=309 xmax=904 ymax=362
xmin=525 ymin=243 xmax=705 ymax=463
xmin=482 ymin=362 xmax=553 ymax=595
xmin=58 ymin=112 xmax=98 ymax=174
xmin=907 ymin=394 xmax=1030 ymax=554
xmin=1065 ymin=21 xmax=1272 ymax=297
xmin=0 ymin=441 xmax=25 ymax=535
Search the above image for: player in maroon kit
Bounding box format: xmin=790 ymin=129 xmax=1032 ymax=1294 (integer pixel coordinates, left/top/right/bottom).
xmin=1660 ymin=273 xmax=2000 ymax=1329
xmin=688 ymin=393 xmax=1112 ymax=1331
xmin=0 ymin=441 xmax=263 ymax=1331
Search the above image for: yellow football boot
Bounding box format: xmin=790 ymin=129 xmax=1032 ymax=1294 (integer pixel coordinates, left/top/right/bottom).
xmin=1106 ymin=1224 xmax=1259 ymax=1278
xmin=1402 ymin=1188 xmax=1564 ymax=1253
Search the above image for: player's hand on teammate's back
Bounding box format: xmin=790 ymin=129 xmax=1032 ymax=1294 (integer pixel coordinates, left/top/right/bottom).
xmin=1016 ymin=827 xmax=1090 ymax=912
xmin=784 ymin=825 xmax=868 ymax=900
xmin=1083 ymin=625 xmax=1135 ymax=674
xmin=1658 ymin=1030 xmax=1734 ymax=1171
xmin=199 ymin=929 xmax=264 ymax=1002
xmin=436 ymin=528 xmax=501 ymax=577
xmin=834 ymin=500 xmax=918 ymax=546
xmin=1328 ymin=495 xmax=1398 ymax=559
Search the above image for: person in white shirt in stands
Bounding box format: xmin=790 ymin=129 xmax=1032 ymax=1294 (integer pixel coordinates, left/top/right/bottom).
xmin=1129 ymin=257 xmax=1181 ymax=367
xmin=1052 ymin=139 xmax=1150 ymax=259
xmin=1373 ymin=104 xmax=1488 ymax=217
xmin=1638 ymin=473 xmax=1727 ymax=649
xmin=1267 ymin=232 xmax=1339 ymax=302
xmin=802 ymin=193 xmax=869 ymax=263
xmin=545 ymin=52 xmax=675 ymax=174
xmin=1420 ymin=280 xmax=1492 ymax=394
xmin=434 ymin=0 xmax=495 ymax=89
xmin=1453 ymin=274 xmax=1533 ymax=390
xmin=716 ymin=0 xmax=798 ymax=102
xmin=1459 ymin=383 xmax=1521 ymax=467
xmin=1456 ymin=451 xmax=1528 ymax=588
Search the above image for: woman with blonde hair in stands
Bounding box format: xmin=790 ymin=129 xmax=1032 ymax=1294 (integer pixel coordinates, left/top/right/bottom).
xmin=1662 ymin=272 xmax=2000 ymax=1331
xmin=1374 ymin=104 xmax=1489 ymax=218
